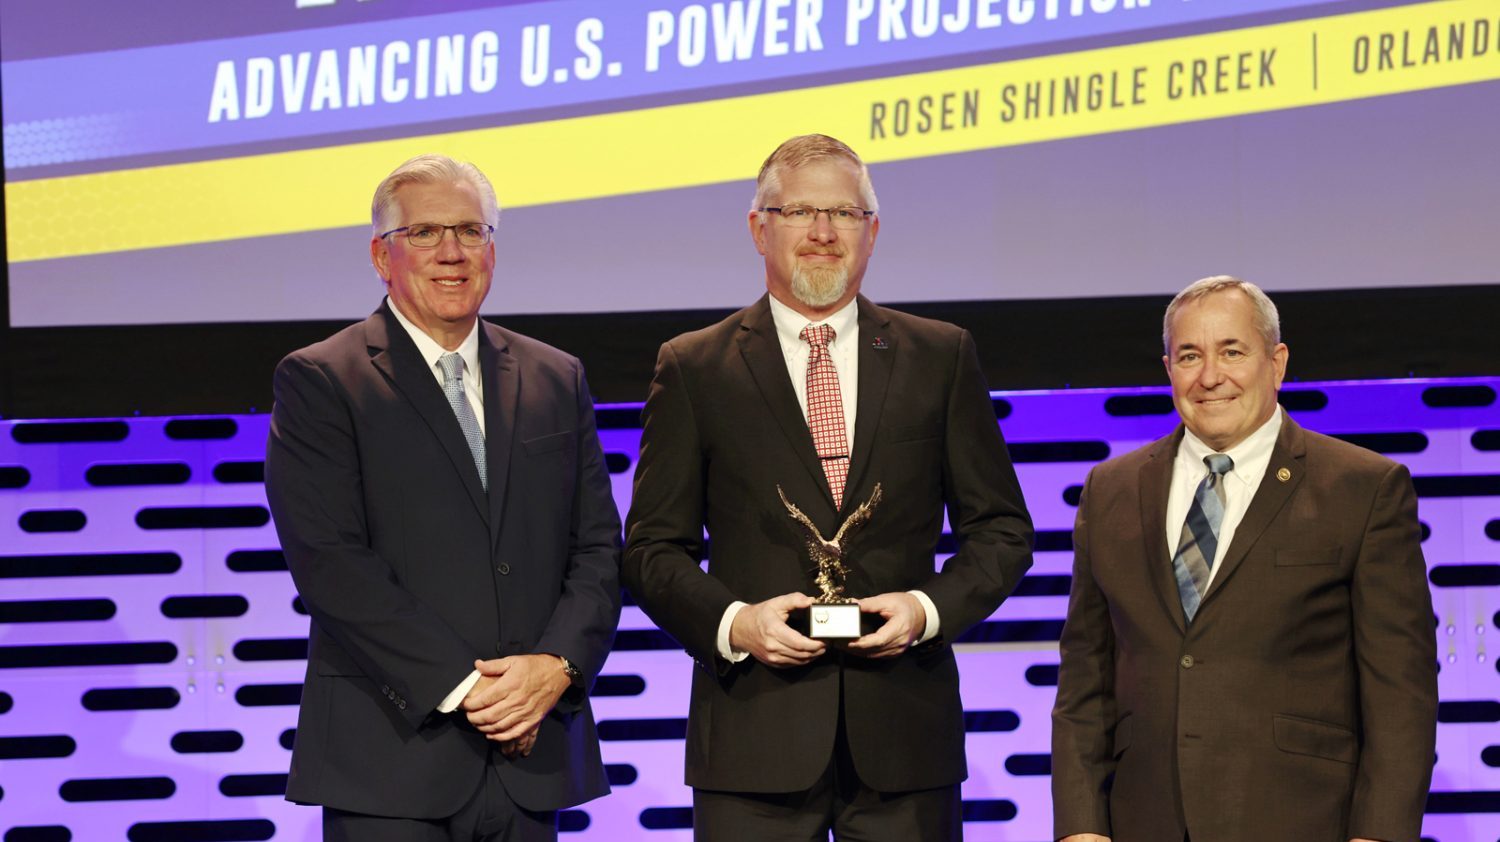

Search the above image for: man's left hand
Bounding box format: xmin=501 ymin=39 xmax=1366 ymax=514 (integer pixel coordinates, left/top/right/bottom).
xmin=461 ymin=655 xmax=571 ymax=742
xmin=845 ymin=592 xmax=926 ymax=658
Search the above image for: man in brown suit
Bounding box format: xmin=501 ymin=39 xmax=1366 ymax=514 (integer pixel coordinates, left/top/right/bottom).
xmin=1051 ymin=277 xmax=1437 ymax=842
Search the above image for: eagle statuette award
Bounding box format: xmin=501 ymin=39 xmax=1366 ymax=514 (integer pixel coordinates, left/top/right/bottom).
xmin=776 ymin=483 xmax=883 ymax=639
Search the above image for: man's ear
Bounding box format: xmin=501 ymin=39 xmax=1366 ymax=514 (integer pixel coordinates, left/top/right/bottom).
xmin=371 ymin=236 xmax=390 ymax=281
xmin=747 ymin=210 xmax=768 ymax=256
xmin=1270 ymin=343 xmax=1289 ymax=389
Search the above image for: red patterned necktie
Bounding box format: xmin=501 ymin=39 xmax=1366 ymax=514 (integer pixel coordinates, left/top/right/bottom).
xmin=800 ymin=324 xmax=849 ymax=508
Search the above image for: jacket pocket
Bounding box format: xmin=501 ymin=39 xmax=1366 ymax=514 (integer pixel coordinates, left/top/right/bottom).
xmin=890 ymin=422 xmax=942 ymax=443
xmin=1272 ymin=714 xmax=1357 ymax=763
xmin=1275 ymin=546 xmax=1342 ymax=567
xmin=522 ymin=430 xmax=576 ymax=455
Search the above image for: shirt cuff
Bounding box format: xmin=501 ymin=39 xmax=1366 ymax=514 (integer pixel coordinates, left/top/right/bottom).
xmin=436 ymin=669 xmax=481 ymax=713
xmin=717 ymin=601 xmax=751 ymax=662
xmin=908 ymin=590 xmax=940 ymax=644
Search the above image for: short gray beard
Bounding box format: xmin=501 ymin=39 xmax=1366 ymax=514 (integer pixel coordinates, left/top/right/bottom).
xmin=791 ymin=264 xmax=849 ymax=309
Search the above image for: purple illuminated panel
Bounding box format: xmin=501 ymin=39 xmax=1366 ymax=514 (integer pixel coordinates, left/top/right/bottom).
xmin=1 ymin=377 xmax=1497 ymax=840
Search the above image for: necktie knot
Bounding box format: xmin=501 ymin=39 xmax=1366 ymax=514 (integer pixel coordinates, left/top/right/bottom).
xmin=800 ymin=324 xmax=836 ymax=349
xmin=1204 ymin=453 xmax=1234 ymax=476
xmin=438 ymin=352 xmax=465 ymax=386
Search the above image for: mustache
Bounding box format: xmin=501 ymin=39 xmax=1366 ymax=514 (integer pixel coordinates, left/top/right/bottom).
xmin=797 ymin=247 xmax=846 ymax=257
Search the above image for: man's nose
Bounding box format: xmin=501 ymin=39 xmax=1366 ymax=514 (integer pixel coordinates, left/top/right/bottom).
xmin=434 ymin=229 xmax=465 ymax=261
xmin=807 ymin=212 xmax=838 ymax=243
xmin=1198 ymin=355 xmax=1224 ymax=386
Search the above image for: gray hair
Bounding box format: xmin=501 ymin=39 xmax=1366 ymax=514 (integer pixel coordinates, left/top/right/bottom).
xmin=1163 ymin=275 xmax=1282 ymax=353
xmin=371 ymin=154 xmax=500 ymax=236
xmin=751 ymin=134 xmax=879 ymax=215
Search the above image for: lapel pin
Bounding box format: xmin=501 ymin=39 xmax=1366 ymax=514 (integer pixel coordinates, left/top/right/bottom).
xmin=1276 ymin=467 xmax=1291 ymax=482
xmin=871 ymin=337 xmax=888 ymax=350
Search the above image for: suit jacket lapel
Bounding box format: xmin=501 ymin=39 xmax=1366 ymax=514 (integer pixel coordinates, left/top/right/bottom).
xmin=736 ymin=295 xmax=831 ymax=508
xmin=481 ymin=323 xmax=518 ymax=549
xmin=365 ymin=305 xmax=488 ymax=522
xmin=1201 ymin=414 xmax=1306 ymax=605
xmin=843 ymin=296 xmax=893 ymax=513
xmin=1139 ymin=428 xmax=1186 ymax=634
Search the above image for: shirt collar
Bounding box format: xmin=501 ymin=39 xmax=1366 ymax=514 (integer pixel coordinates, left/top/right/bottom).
xmin=1179 ymin=405 xmax=1284 ymax=485
xmin=386 ymin=295 xmax=481 ymax=380
xmin=768 ymin=294 xmax=860 ymax=356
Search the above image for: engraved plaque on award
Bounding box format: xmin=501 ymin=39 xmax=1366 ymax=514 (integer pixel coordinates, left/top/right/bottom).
xmin=777 ymin=483 xmax=883 ymax=639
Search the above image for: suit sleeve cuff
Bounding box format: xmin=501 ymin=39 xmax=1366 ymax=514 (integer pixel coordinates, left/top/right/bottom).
xmin=717 ymin=601 xmax=751 ymax=662
xmin=436 ymin=669 xmax=481 ymax=713
xmin=908 ymin=590 xmax=940 ymax=644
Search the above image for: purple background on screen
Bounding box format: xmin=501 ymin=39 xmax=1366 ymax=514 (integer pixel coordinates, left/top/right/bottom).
xmin=8 ymin=76 xmax=1499 ymax=326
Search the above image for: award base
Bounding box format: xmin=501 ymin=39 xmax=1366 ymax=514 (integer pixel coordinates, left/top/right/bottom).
xmin=806 ymin=602 xmax=862 ymax=640
xmin=789 ymin=605 xmax=882 ymax=640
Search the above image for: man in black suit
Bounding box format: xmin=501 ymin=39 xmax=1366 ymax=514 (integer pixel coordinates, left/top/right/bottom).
xmin=265 ymin=154 xmax=620 ymax=841
xmin=623 ymin=134 xmax=1034 ymax=840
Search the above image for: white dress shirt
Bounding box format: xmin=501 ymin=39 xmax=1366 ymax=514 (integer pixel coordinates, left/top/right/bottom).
xmin=715 ymin=295 xmax=940 ymax=661
xmin=1165 ymin=406 xmax=1284 ymax=591
xmin=387 ymin=297 xmax=485 ymax=712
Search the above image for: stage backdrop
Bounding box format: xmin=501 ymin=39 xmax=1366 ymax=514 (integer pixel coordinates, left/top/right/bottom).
xmin=1 ymin=376 xmax=1496 ymax=840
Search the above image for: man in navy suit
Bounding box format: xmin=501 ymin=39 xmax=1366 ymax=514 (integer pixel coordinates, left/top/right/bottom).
xmin=266 ymin=154 xmax=620 ymax=841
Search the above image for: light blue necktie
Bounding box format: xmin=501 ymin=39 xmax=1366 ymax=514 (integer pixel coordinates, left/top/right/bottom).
xmin=438 ymin=353 xmax=487 ymax=491
xmin=1172 ymin=453 xmax=1233 ymax=622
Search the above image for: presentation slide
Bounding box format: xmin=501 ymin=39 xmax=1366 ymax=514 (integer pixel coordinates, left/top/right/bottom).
xmin=3 ymin=0 xmax=1497 ymax=326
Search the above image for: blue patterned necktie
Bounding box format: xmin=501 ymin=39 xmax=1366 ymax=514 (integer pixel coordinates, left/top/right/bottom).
xmin=1172 ymin=453 xmax=1233 ymax=622
xmin=438 ymin=353 xmax=487 ymax=491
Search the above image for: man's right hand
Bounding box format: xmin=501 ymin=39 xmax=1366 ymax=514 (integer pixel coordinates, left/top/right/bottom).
xmin=729 ymin=592 xmax=826 ymax=667
xmin=1059 ymin=835 xmax=1111 ymax=842
xmin=499 ymin=725 xmax=538 ymax=759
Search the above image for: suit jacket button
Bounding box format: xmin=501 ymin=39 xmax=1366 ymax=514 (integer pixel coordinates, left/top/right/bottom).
xmin=497 ymin=563 xmax=511 ymax=575
xmin=495 ymin=643 xmax=505 ymax=654
xmin=1180 ymin=655 xmax=1195 ymax=669
xmin=398 ymin=700 xmax=406 ymax=710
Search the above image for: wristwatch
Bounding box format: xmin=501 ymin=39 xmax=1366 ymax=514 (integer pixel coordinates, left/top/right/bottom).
xmin=557 ymin=655 xmax=583 ymax=688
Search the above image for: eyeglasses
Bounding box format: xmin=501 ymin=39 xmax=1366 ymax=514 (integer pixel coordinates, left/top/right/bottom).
xmin=379 ymin=222 xmax=494 ymax=248
xmin=759 ymin=205 xmax=873 ymax=230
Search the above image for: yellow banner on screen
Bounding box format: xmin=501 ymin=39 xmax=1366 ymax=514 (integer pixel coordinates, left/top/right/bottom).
xmin=6 ymin=0 xmax=1495 ymax=263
